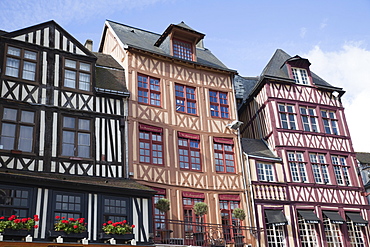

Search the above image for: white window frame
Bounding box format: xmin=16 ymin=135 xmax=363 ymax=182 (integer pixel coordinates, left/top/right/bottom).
xmin=300 ymin=106 xmax=319 ymax=132
xmin=297 ymin=215 xmax=318 ymax=246
xmin=323 ymin=216 xmax=343 ymax=247
xmin=310 ymin=153 xmax=330 ymax=184
xmin=321 ymin=110 xmax=339 ymax=135
xmin=331 ymin=156 xmax=351 ymax=186
xmin=347 ymin=218 xmax=366 ymax=247
xmin=288 ymin=152 xmax=307 ymax=182
xmin=266 ymin=224 xmax=286 ymax=247
xmin=291 ymin=67 xmax=309 ymax=84
xmin=257 ymin=162 xmax=275 ymax=182
xmin=278 ymin=104 xmax=297 ymax=130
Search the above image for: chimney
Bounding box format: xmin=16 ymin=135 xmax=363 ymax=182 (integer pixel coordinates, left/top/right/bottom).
xmin=84 ymin=39 xmax=93 ymax=51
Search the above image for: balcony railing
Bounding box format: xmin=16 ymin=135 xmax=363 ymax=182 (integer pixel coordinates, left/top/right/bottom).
xmin=153 ymin=219 xmax=259 ymax=246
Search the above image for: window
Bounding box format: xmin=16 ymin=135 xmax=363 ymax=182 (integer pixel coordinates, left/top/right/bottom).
xmin=152 ymin=189 xmax=167 ymax=233
xmin=182 ymin=192 xmax=204 ymax=233
xmin=278 ymin=104 xmax=296 ymax=130
xmin=0 ymin=186 xmax=31 ymax=218
xmin=61 ymin=116 xmax=91 ymax=158
xmin=173 ymin=39 xmax=193 ymax=61
xmin=138 ymin=74 xmax=161 ymax=106
xmin=266 ymin=224 xmax=286 ymax=247
xmin=297 ymin=214 xmax=318 ymax=247
xmin=291 ymin=68 xmax=309 ymax=84
xmin=300 ymin=107 xmax=318 ymax=132
xmin=5 ymin=46 xmax=38 ymax=81
xmin=347 ymin=219 xmax=365 ymax=247
xmin=214 ymin=138 xmax=235 ymax=173
xmin=219 ymin=196 xmax=240 ymax=242
xmin=53 ymin=191 xmax=84 ymax=220
xmin=0 ymin=107 xmax=35 ymax=152
xmin=178 ymin=132 xmax=201 ymax=171
xmin=139 ymin=124 xmax=163 ymax=165
xmin=288 ymin=152 xmax=307 ymax=182
xmin=103 ymin=196 xmax=128 ymax=222
xmin=210 ymin=91 xmax=229 ymax=118
xmin=63 ymin=59 xmax=91 ymax=91
xmin=321 ymin=110 xmax=338 ymax=135
xmin=175 ymin=84 xmax=197 ymax=114
xmin=310 ymin=153 xmax=330 ymax=184
xmin=323 ymin=215 xmax=343 ymax=247
xmin=331 ymin=156 xmax=351 ymax=186
xmin=257 ymin=163 xmax=275 ymax=182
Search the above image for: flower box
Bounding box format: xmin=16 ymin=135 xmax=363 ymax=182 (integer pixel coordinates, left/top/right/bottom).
xmin=99 ymin=233 xmax=135 ymax=244
xmin=3 ymin=229 xmax=33 ymax=240
xmin=48 ymin=230 xmax=87 ymax=242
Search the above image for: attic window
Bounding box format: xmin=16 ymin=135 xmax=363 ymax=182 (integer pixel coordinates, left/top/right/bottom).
xmin=173 ymin=39 xmax=193 ymax=61
xmin=291 ymin=67 xmax=308 ymax=85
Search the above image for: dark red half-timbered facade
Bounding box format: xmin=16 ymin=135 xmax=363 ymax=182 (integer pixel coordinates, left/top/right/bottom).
xmin=0 ymin=21 xmax=155 ymax=245
xmin=237 ymin=49 xmax=370 ymax=247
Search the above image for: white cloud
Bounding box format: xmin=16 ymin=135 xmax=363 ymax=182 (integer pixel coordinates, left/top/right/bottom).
xmin=320 ymin=18 xmax=328 ymax=29
xmin=304 ymin=44 xmax=370 ymax=152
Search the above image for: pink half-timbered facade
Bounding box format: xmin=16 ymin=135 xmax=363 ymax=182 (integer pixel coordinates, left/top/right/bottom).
xmin=237 ymin=49 xmax=370 ymax=246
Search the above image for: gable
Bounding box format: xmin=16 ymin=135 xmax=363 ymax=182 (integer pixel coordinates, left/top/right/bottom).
xmin=3 ymin=20 xmax=94 ymax=57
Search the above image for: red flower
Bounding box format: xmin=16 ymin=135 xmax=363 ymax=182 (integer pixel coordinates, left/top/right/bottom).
xmin=34 ymin=225 xmax=39 ymax=229
xmin=62 ymin=217 xmax=66 ymax=219
xmin=132 ymin=225 xmax=135 ymax=228
xmin=69 ymin=218 xmax=75 ymax=221
xmin=0 ymin=216 xmax=4 ymax=220
xmin=103 ymin=223 xmax=107 ymax=226
xmin=123 ymin=220 xmax=127 ymax=224
xmin=108 ymin=220 xmax=113 ymax=224
xmin=28 ymin=217 xmax=31 ymax=220
xmin=73 ymin=225 xmax=78 ymax=229
xmin=55 ymin=216 xmax=60 ymax=219
xmin=22 ymin=218 xmax=28 ymax=222
xmin=79 ymin=219 xmax=84 ymax=224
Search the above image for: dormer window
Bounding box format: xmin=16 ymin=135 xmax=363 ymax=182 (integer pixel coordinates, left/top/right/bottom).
xmin=173 ymin=39 xmax=193 ymax=61
xmin=291 ymin=67 xmax=309 ymax=84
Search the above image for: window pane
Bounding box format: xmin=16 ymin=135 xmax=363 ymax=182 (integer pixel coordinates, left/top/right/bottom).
xmin=18 ymin=126 xmax=33 ymax=152
xmin=8 ymin=46 xmax=21 ymax=56
xmin=21 ymin=111 xmax=35 ymax=123
xmin=3 ymin=108 xmax=17 ymax=121
xmin=64 ymin=70 xmax=76 ymax=88
xmin=63 ymin=117 xmax=75 ymax=128
xmin=24 ymin=50 xmax=37 ymax=60
xmin=5 ymin=58 xmax=20 ymax=77
xmin=80 ymin=62 xmax=90 ymax=71
xmin=79 ymin=73 xmax=90 ymax=91
xmin=62 ymin=131 xmax=75 ymax=156
xmin=65 ymin=59 xmax=76 ymax=68
xmin=22 ymin=61 xmax=36 ymax=80
xmin=78 ymin=119 xmax=90 ymax=131
xmin=1 ymin=123 xmax=16 ymax=150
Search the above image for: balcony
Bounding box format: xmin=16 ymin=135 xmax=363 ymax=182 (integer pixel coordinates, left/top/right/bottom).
xmin=153 ymin=219 xmax=259 ymax=247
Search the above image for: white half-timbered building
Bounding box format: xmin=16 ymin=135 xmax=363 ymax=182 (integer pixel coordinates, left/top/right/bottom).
xmin=236 ymin=49 xmax=370 ymax=247
xmin=0 ymin=21 xmax=154 ymax=245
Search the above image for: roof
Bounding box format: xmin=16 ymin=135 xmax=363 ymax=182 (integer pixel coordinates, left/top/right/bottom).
xmin=234 ymin=75 xmax=259 ymax=102
xmin=0 ymin=30 xmax=7 ymax=36
xmin=236 ymin=49 xmax=344 ymax=102
xmin=93 ymin=52 xmax=129 ymax=95
xmin=241 ymin=138 xmax=279 ymax=160
xmin=0 ymin=169 xmax=155 ymax=197
xmin=102 ymin=20 xmax=232 ymax=72
xmin=356 ymin=152 xmax=370 ymax=164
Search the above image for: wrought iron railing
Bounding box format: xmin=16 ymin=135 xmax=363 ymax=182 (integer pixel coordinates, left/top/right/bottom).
xmin=153 ymin=219 xmax=259 ymax=246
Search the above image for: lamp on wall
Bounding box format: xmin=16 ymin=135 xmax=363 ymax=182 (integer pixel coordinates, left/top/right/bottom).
xmin=332 ymin=91 xmax=340 ymax=98
xmin=226 ymin=120 xmax=243 ymax=130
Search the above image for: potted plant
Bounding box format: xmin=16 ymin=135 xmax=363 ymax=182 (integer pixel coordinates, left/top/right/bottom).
xmin=49 ymin=216 xmax=87 ymax=242
xmin=232 ymin=208 xmax=246 ymax=247
xmin=99 ymin=220 xmax=135 ymax=243
xmin=193 ymin=202 xmax=208 ymax=246
xmin=0 ymin=215 xmax=39 ymax=240
xmin=155 ymin=198 xmax=172 ymax=243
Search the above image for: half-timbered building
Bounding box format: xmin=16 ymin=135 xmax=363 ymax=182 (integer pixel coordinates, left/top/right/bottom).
xmin=237 ymin=49 xmax=370 ymax=246
xmin=0 ymin=21 xmax=155 ymax=245
xmin=99 ymin=20 xmax=257 ymax=246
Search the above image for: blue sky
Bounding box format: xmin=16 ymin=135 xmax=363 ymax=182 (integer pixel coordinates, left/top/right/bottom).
xmin=1 ymin=0 xmax=370 ymax=151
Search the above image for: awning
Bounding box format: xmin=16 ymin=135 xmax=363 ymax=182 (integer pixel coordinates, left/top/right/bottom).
xmin=265 ymin=210 xmax=288 ymax=226
xmin=323 ymin=211 xmax=345 ymax=224
xmin=346 ymin=212 xmax=368 ymax=226
xmin=298 ymin=210 xmax=320 ymax=224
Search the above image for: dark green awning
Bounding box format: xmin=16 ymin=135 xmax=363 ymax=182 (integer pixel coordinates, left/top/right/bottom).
xmin=298 ymin=210 xmax=320 ymax=224
xmin=265 ymin=210 xmax=288 ymax=226
xmin=346 ymin=212 xmax=368 ymax=226
xmin=323 ymin=211 xmax=345 ymax=224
